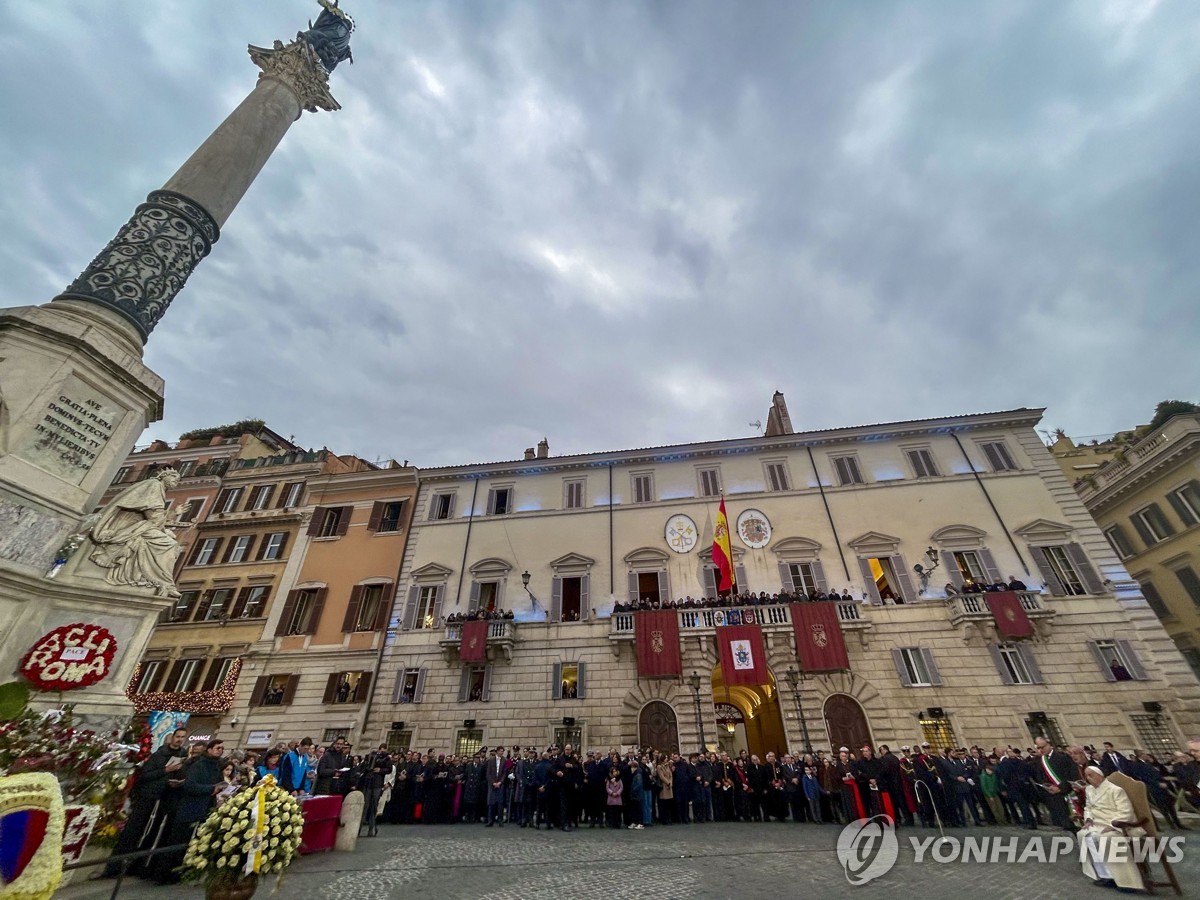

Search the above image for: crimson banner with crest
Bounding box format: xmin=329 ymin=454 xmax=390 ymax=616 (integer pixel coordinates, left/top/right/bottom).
xmin=460 ymin=619 xmax=488 ymax=662
xmin=635 ymin=610 xmax=682 ymax=678
xmin=985 ymin=591 xmax=1034 ymax=639
xmin=717 ymin=624 xmax=767 ymax=686
xmin=790 ymin=603 xmax=849 ymax=672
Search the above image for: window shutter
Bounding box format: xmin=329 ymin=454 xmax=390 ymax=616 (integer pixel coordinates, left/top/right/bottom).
xmin=778 ymin=563 xmax=794 ymax=593
xmin=704 ymin=566 xmax=718 ymax=598
xmin=374 ymin=584 xmax=394 ymax=630
xmin=258 ymin=485 xmax=275 ymax=509
xmin=1138 ymin=581 xmax=1170 ymax=619
xmin=307 ymin=587 xmax=328 ymax=635
xmin=1169 ymin=484 xmax=1199 ymax=526
xmin=811 ymin=561 xmax=828 ymax=594
xmin=250 ymin=675 xmax=268 ymax=707
xmin=1129 ymin=514 xmax=1155 ymax=548
xmin=481 ymin=666 xmax=492 ymax=701
xmin=891 ymin=649 xmax=913 ymax=687
xmin=355 ymin=672 xmax=372 ymax=703
xmin=657 ymin=569 xmax=670 ymax=603
xmin=282 ymin=674 xmax=300 ymax=705
xmin=628 ymin=572 xmax=640 ymax=603
xmin=200 ymin=659 xmax=224 ymax=692
xmin=1031 ymin=547 xmax=1066 ymax=596
xmin=1088 ymin=641 xmax=1117 ymax=682
xmin=401 ymin=586 xmax=419 ymax=630
xmin=216 ymin=488 xmax=233 ymax=512
xmin=468 ymin=581 xmax=482 ymax=615
xmin=978 ymin=548 xmax=1001 ymax=584
xmin=1020 ymin=645 xmax=1044 ymax=684
xmin=274 ymin=591 xmax=299 ymax=637
xmin=220 ymin=538 xmax=236 ymax=564
xmin=859 ymin=558 xmax=881 ymax=604
xmin=941 ymin=552 xmax=963 ymax=589
xmin=274 ymin=532 xmax=289 ymax=560
xmin=391 ymin=671 xmax=406 ymax=704
xmin=307 ymin=509 xmax=325 ymax=537
xmin=431 ymin=585 xmax=445 ymax=625
xmin=458 ymin=668 xmax=470 ymax=703
xmin=580 ymin=575 xmax=590 ymax=621
xmin=577 ymin=662 xmax=588 ymax=698
xmin=486 ymin=489 xmax=496 ymax=515
xmin=987 ymin=645 xmax=1014 ymax=685
xmin=141 ymin=662 xmax=164 ymax=693
xmin=552 ymin=662 xmax=563 ymax=699
xmin=194 ymin=590 xmax=214 ymax=621
xmin=922 ymin=648 xmax=943 ymax=686
xmin=322 ymin=674 xmax=339 ymax=704
xmin=1115 ymin=639 xmax=1148 ymax=680
xmin=187 ymin=540 xmax=204 ymax=566
xmin=366 ymin=501 xmax=384 ymax=531
xmin=336 ymin=506 xmax=353 ymax=536
xmin=735 ymin=564 xmax=747 ymax=593
xmin=892 ymin=556 xmax=916 ymax=602
xmin=1064 ymin=543 xmax=1103 ymax=595
xmin=550 ymin=577 xmax=562 ymax=623
xmin=342 ymin=585 xmax=365 ymax=632
xmin=241 ymin=535 xmax=257 ymax=563
xmin=414 ymin=668 xmax=426 ymax=703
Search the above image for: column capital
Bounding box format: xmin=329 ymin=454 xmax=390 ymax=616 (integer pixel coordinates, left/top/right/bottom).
xmin=249 ymin=39 xmax=341 ymax=115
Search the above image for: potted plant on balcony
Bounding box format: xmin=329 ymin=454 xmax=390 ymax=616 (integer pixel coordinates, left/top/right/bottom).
xmin=181 ymin=775 xmax=304 ymax=899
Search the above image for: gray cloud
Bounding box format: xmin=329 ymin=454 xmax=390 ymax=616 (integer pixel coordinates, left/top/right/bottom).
xmin=1 ymin=0 xmax=1197 ymax=466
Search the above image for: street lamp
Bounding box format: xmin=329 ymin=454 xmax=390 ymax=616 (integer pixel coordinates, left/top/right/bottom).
xmin=687 ymin=671 xmax=707 ymax=752
xmin=784 ymin=666 xmax=813 ymax=756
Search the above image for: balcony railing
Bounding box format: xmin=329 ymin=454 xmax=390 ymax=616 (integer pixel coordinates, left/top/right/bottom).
xmin=439 ymin=619 xmax=517 ymax=661
xmin=609 ymin=601 xmax=868 ymax=637
xmin=946 ymin=591 xmax=1055 ymax=628
xmin=1080 ymin=414 xmax=1200 ymax=497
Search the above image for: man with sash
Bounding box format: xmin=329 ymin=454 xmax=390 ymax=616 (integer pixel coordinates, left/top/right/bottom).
xmin=712 ymin=752 xmax=736 ymax=821
xmin=910 ymin=743 xmax=943 ymax=828
xmin=1034 ymin=736 xmax=1081 ymax=832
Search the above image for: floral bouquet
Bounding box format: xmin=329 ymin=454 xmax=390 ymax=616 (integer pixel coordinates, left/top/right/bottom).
xmin=182 ymin=775 xmax=304 ymax=890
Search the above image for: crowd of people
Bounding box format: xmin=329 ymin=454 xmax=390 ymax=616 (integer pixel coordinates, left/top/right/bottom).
xmin=445 ymin=608 xmax=516 ymax=623
xmin=611 ymin=576 xmax=1032 ymax=613
xmin=103 ymin=727 xmax=1200 ymax=890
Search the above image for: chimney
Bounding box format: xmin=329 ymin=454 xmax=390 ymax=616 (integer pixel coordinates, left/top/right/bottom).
xmin=523 ymin=448 xmax=536 ymax=460
xmin=764 ymin=391 xmax=794 ymax=436
xmin=536 ymin=438 xmax=549 ymax=459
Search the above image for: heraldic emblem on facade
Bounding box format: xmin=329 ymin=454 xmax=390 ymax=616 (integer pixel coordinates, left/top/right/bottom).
xmin=811 ymin=622 xmax=829 ymax=648
xmin=651 ymin=630 xmax=665 ymax=654
xmin=734 ymin=644 xmax=752 ymax=668
xmin=1004 ymin=607 xmax=1017 ymax=622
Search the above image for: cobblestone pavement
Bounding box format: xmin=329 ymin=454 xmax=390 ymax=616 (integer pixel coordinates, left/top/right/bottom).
xmin=60 ymin=820 xmax=1196 ymax=900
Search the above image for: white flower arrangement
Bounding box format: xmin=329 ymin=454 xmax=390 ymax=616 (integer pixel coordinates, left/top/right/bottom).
xmin=182 ymin=776 xmax=304 ymax=887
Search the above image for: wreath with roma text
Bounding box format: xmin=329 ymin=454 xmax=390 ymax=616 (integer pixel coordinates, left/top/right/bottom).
xmin=18 ymin=624 xmax=118 ymax=692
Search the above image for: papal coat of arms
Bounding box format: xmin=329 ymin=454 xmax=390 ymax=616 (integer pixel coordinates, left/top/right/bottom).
xmin=651 ymin=630 xmax=665 ymax=654
xmin=1004 ymin=607 xmax=1017 ymax=622
xmin=734 ymin=645 xmax=753 ymax=668
xmin=811 ymin=623 xmax=828 ymax=648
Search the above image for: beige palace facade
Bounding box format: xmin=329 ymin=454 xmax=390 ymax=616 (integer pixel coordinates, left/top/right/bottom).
xmin=362 ymin=400 xmax=1200 ymax=759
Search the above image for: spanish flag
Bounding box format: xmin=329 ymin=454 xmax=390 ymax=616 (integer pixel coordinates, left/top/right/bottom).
xmin=713 ymin=496 xmax=736 ymax=594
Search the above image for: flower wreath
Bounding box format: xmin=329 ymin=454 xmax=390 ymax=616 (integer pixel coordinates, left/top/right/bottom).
xmin=18 ymin=625 xmax=117 ymax=693
xmin=182 ymin=775 xmax=304 ymax=886
xmin=0 ymin=772 xmax=66 ymax=900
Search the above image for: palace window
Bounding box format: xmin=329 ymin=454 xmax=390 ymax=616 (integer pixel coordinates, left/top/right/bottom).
xmin=429 ymin=492 xmax=456 ymax=520
xmin=1137 ymin=580 xmax=1171 ymax=620
xmin=278 ymin=482 xmax=304 ymax=509
xmin=249 ymin=485 xmax=275 ymax=511
xmin=178 ymin=498 xmax=205 ymax=523
xmin=171 ymin=659 xmax=202 ymax=693
xmin=324 ymin=671 xmax=370 ymax=705
xmin=764 ymin=461 xmax=790 ymax=492
xmin=787 ymin=562 xmax=819 ymax=595
xmin=322 ymin=728 xmax=351 ymax=744
xmin=553 ymin=662 xmax=586 ymax=699
xmin=1129 ymin=713 xmax=1177 ymax=759
xmin=393 ymin=668 xmax=426 ymax=704
xmin=553 ymin=725 xmax=583 ymax=751
xmin=215 ymin=487 xmax=244 ymax=514
xmin=990 ymin=642 xmax=1043 ymax=685
xmin=455 ymin=729 xmax=484 ymax=757
xmin=409 ymin=585 xmax=442 ymax=630
xmin=370 ymin=501 xmax=405 ymax=533
xmin=135 ymin=660 xmax=165 ymax=694
xmin=385 ymin=730 xmax=413 ymax=754
xmin=487 ymin=487 xmax=513 ymax=516
xmin=348 ymin=583 xmax=390 ymax=632
xmin=698 ymin=467 xmax=722 ymax=497
xmin=1024 ymin=715 xmax=1066 ymax=748
xmin=1088 ymin=639 xmax=1148 ymax=682
xmin=831 ymin=455 xmax=864 ymax=486
xmin=232 ymin=585 xmax=270 ymax=619
xmin=631 ymin=473 xmax=654 ymax=504
xmin=1174 ymin=566 xmax=1200 ymax=606
xmin=192 ymin=538 xmax=220 ymax=566
xmin=980 ymin=441 xmax=1018 ymax=472
xmin=201 ymin=588 xmax=235 ymax=621
xmin=1104 ymin=525 xmax=1135 ymax=560
xmin=225 ymin=535 xmax=254 ymax=564
xmin=918 ymin=714 xmax=957 ymax=751
xmin=905 ymin=448 xmax=940 ymax=479
xmin=1168 ymin=481 xmax=1200 ymax=526
xmin=1131 ymin=504 xmax=1175 ymax=546
xmin=259 ymin=532 xmax=288 ymax=561
xmin=893 ymin=647 xmax=942 ymax=687
xmin=458 ymin=666 xmax=491 ymax=702
xmin=564 ymin=479 xmax=585 ymax=509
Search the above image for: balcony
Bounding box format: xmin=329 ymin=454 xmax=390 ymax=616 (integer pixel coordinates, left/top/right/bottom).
xmin=439 ymin=619 xmax=517 ymax=662
xmin=608 ymin=601 xmax=872 ymax=653
xmin=1078 ymin=414 xmax=1200 ymax=500
xmin=946 ymin=591 xmax=1055 ymax=639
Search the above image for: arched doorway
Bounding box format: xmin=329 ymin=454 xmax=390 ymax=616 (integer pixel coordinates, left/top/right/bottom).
xmin=639 ymin=700 xmax=679 ymax=754
xmin=824 ymin=694 xmax=872 ymax=752
xmin=711 ymin=665 xmax=788 ymax=758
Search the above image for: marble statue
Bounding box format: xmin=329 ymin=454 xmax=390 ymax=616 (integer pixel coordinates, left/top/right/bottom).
xmin=87 ymin=468 xmax=185 ymax=597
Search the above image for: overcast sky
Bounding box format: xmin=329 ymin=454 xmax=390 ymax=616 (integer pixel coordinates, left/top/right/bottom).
xmin=2 ymin=1 xmax=1197 ymax=466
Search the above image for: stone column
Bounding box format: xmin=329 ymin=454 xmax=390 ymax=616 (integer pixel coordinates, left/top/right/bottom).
xmin=52 ymin=38 xmax=342 ymax=343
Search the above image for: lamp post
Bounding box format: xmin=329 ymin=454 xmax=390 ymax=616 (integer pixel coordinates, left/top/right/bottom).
xmin=784 ymin=667 xmax=813 ymax=756
xmin=521 ymin=570 xmax=542 ymax=617
xmin=687 ymin=671 xmax=707 ymax=752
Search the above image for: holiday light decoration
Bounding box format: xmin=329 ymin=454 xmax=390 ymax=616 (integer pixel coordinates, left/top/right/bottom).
xmin=125 ymin=658 xmax=242 ymax=716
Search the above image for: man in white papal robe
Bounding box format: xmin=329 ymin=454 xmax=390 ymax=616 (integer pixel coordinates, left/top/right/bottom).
xmin=1080 ymin=765 xmax=1145 ymax=892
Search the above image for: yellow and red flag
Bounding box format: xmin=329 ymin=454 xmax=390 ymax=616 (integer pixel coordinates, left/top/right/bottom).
xmin=713 ymin=497 xmax=736 ymax=594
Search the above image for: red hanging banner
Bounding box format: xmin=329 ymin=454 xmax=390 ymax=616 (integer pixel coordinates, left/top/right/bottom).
xmin=717 ymin=624 xmax=767 ymax=686
xmin=986 ymin=591 xmax=1034 ymax=639
xmin=460 ymin=619 xmax=489 ymax=662
xmin=790 ymin=603 xmax=850 ymax=672
xmin=635 ymin=610 xmax=682 ymax=678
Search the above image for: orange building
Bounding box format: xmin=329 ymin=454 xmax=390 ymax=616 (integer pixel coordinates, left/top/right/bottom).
xmin=232 ymin=461 xmax=417 ymax=750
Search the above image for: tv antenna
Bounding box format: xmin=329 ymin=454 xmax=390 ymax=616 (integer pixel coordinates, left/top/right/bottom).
xmin=749 ymin=420 xmax=763 ymax=434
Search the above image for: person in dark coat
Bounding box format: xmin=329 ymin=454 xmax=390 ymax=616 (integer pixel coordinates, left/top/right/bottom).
xmin=315 ymin=738 xmax=350 ymax=795
xmin=1033 ymin=736 xmax=1080 ymax=832
xmin=105 ymin=727 xmax=188 ymax=877
xmin=485 ymin=747 xmax=507 ymax=826
xmin=672 ymin=753 xmax=695 ymax=823
xmin=997 ymin=747 xmax=1037 ymax=829
xmin=358 ymin=745 xmax=393 ymax=837
xmin=148 ymin=739 xmax=226 ymax=885
xmin=1129 ymin=751 xmax=1185 ymax=830
xmin=877 ymin=745 xmax=910 ymax=825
